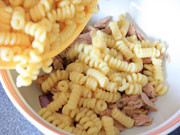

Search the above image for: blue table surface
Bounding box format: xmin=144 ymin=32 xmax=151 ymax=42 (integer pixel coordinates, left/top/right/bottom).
xmin=0 ymin=82 xmax=179 ymax=135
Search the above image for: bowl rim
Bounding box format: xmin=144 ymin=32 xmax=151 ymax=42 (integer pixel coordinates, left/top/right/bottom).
xmin=0 ymin=69 xmax=180 ymax=135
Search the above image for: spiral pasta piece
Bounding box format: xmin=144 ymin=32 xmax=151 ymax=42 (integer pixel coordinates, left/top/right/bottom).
xmin=0 ymin=32 xmax=30 ymax=46
xmin=47 ymin=92 xmax=69 ymax=112
xmin=102 ymin=116 xmax=116 ymax=135
xmin=125 ymin=83 xmax=142 ymax=95
xmin=123 ymin=37 xmax=141 ymax=51
xmin=115 ymin=40 xmax=134 ymax=60
xmin=152 ymin=41 xmax=166 ymax=54
xmin=9 ymin=0 xmax=23 ymax=6
xmin=78 ymin=98 xmax=107 ymax=113
xmin=78 ymin=53 xmax=110 ymax=75
xmin=66 ymin=62 xmax=83 ymax=73
xmin=109 ymin=21 xmax=122 ymax=40
xmin=30 ymin=0 xmax=51 ymax=21
xmin=24 ymin=22 xmax=46 ymax=42
xmin=106 ymin=82 xmax=118 ymax=92
xmin=106 ymin=48 xmax=123 ymax=60
xmin=0 ymin=7 xmax=13 ymax=31
xmin=83 ymin=44 xmax=101 ymax=58
xmin=62 ymin=104 xmax=79 ymax=118
xmin=126 ymin=73 xmax=148 ymax=86
xmin=87 ymin=68 xmax=109 ymax=88
xmin=67 ymin=84 xmax=82 ymax=109
xmin=112 ymin=108 xmax=134 ymax=128
xmin=11 ymin=7 xmax=25 ymax=30
xmin=132 ymin=57 xmax=143 ymax=72
xmin=57 ymin=80 xmax=69 ymax=92
xmin=152 ymin=58 xmax=164 ymax=83
xmin=134 ymin=46 xmax=160 ymax=58
xmin=41 ymin=70 xmax=69 ymax=93
xmin=155 ymin=83 xmax=168 ymax=96
xmin=0 ymin=47 xmax=14 ymax=62
xmin=81 ymin=86 xmax=92 ymax=98
xmin=95 ymin=88 xmax=121 ymax=103
xmin=70 ymin=71 xmax=98 ymax=91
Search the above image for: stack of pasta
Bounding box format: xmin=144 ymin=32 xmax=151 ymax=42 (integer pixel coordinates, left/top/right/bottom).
xmin=0 ymin=0 xmax=98 ymax=87
xmin=37 ymin=15 xmax=168 ymax=135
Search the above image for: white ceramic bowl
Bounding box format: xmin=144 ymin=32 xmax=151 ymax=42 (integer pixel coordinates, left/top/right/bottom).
xmin=0 ymin=0 xmax=180 ymax=135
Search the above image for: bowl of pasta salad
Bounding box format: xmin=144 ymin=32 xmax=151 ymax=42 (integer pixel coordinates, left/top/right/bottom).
xmin=0 ymin=0 xmax=180 ymax=135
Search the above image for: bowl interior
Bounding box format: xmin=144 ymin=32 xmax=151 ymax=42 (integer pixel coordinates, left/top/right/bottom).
xmin=7 ymin=0 xmax=180 ymax=135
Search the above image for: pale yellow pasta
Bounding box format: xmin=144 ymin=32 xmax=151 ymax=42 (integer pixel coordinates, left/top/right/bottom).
xmin=155 ymin=83 xmax=168 ymax=96
xmin=30 ymin=0 xmax=52 ymax=22
xmin=152 ymin=41 xmax=166 ymax=54
xmin=112 ymin=108 xmax=134 ymax=128
xmin=47 ymin=92 xmax=69 ymax=112
xmin=81 ymin=86 xmax=92 ymax=98
xmin=126 ymin=73 xmax=148 ymax=86
xmin=41 ymin=70 xmax=69 ymax=93
xmin=57 ymin=0 xmax=70 ymax=8
xmin=67 ymin=84 xmax=82 ymax=109
xmin=106 ymin=48 xmax=123 ymax=60
xmin=70 ymin=71 xmax=98 ymax=91
xmin=39 ymin=18 xmax=52 ymax=32
xmin=115 ymin=40 xmax=134 ymax=60
xmin=91 ymin=30 xmax=106 ymax=50
xmin=87 ymin=68 xmax=109 ymax=88
xmin=23 ymin=0 xmax=36 ymax=8
xmin=11 ymin=7 xmax=25 ymax=30
xmin=0 ymin=47 xmax=14 ymax=62
xmin=125 ymin=83 xmax=142 ymax=95
xmin=78 ymin=52 xmax=110 ymax=75
xmin=0 ymin=7 xmax=13 ymax=31
xmin=109 ymin=21 xmax=122 ymax=40
xmin=102 ymin=116 xmax=116 ymax=135
xmin=95 ymin=88 xmax=121 ymax=103
xmin=103 ymin=33 xmax=116 ymax=48
xmin=134 ymin=46 xmax=160 ymax=58
xmin=66 ymin=62 xmax=83 ymax=73
xmin=0 ymin=32 xmax=30 ymax=46
xmin=131 ymin=56 xmax=143 ymax=72
xmin=78 ymin=98 xmax=107 ymax=113
xmin=141 ymin=40 xmax=151 ymax=48
xmin=62 ymin=104 xmax=79 ymax=118
xmin=9 ymin=0 xmax=23 ymax=6
xmin=53 ymin=112 xmax=73 ymax=125
xmin=152 ymin=58 xmax=164 ymax=83
xmin=24 ymin=22 xmax=46 ymax=42
xmin=32 ymin=39 xmax=45 ymax=54
xmin=57 ymin=80 xmax=69 ymax=92
xmin=118 ymin=15 xmax=130 ymax=37
xmin=123 ymin=37 xmax=141 ymax=51
xmin=83 ymin=44 xmax=101 ymax=58
xmin=106 ymin=82 xmax=118 ymax=92
xmin=118 ymin=78 xmax=129 ymax=92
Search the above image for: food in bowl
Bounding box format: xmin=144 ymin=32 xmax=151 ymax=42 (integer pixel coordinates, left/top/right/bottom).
xmin=0 ymin=0 xmax=98 ymax=87
xmin=35 ymin=15 xmax=168 ymax=135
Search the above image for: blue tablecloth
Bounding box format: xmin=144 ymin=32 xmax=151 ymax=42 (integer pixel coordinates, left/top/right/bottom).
xmin=0 ymin=82 xmax=179 ymax=135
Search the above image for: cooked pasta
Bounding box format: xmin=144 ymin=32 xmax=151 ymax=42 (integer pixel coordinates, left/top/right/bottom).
xmin=47 ymin=92 xmax=69 ymax=112
xmin=109 ymin=21 xmax=122 ymax=40
xmin=106 ymin=82 xmax=118 ymax=92
xmin=57 ymin=80 xmax=69 ymax=92
xmin=87 ymin=68 xmax=109 ymax=88
xmin=155 ymin=83 xmax=168 ymax=96
xmin=41 ymin=70 xmax=69 ymax=93
xmin=102 ymin=116 xmax=116 ymax=135
xmin=9 ymin=0 xmax=23 ymax=6
xmin=112 ymin=108 xmax=134 ymax=128
xmin=70 ymin=71 xmax=98 ymax=91
xmin=103 ymin=33 xmax=116 ymax=48
xmin=95 ymin=88 xmax=121 ymax=103
xmin=78 ymin=52 xmax=110 ymax=75
xmin=126 ymin=73 xmax=148 ymax=86
xmin=125 ymin=83 xmax=142 ymax=95
xmin=66 ymin=62 xmax=83 ymax=73
xmin=62 ymin=104 xmax=79 ymax=118
xmin=152 ymin=41 xmax=166 ymax=54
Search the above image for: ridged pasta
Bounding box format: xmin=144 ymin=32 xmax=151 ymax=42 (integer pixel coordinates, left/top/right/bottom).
xmin=95 ymin=88 xmax=121 ymax=103
xmin=141 ymin=40 xmax=151 ymax=48
xmin=70 ymin=71 xmax=98 ymax=91
xmin=38 ymin=108 xmax=74 ymax=133
xmin=106 ymin=48 xmax=123 ymax=60
xmin=53 ymin=112 xmax=73 ymax=125
xmin=118 ymin=15 xmax=130 ymax=37
xmin=47 ymin=92 xmax=69 ymax=112
xmin=155 ymin=83 xmax=168 ymax=96
xmin=24 ymin=22 xmax=46 ymax=42
xmin=152 ymin=41 xmax=166 ymax=54
xmin=30 ymin=0 xmax=51 ymax=21
xmin=101 ymin=54 xmax=137 ymax=73
xmin=75 ymin=108 xmax=100 ymax=134
xmin=106 ymin=82 xmax=118 ymax=92
xmin=132 ymin=57 xmax=143 ymax=72
xmin=66 ymin=62 xmax=83 ymax=73
xmin=11 ymin=7 xmax=25 ymax=30
xmin=67 ymin=84 xmax=82 ymax=109
xmin=112 ymin=108 xmax=134 ymax=128
xmin=0 ymin=7 xmax=13 ymax=31
xmin=87 ymin=68 xmax=109 ymax=88
xmin=126 ymin=73 xmax=148 ymax=86
xmin=39 ymin=18 xmax=52 ymax=32
xmin=81 ymin=86 xmax=92 ymax=98
xmin=62 ymin=104 xmax=79 ymax=118
xmin=47 ymin=4 xmax=75 ymax=22
xmin=9 ymin=0 xmax=23 ymax=6
xmin=32 ymin=39 xmax=45 ymax=54
xmin=91 ymin=30 xmax=106 ymax=50
xmin=78 ymin=53 xmax=110 ymax=75
xmin=125 ymin=83 xmax=142 ymax=95
xmin=115 ymin=40 xmax=134 ymax=60
xmin=0 ymin=47 xmax=14 ymax=62
xmin=152 ymin=58 xmax=164 ymax=83
xmin=118 ymin=78 xmax=129 ymax=92
xmin=102 ymin=116 xmax=116 ymax=135
xmin=0 ymin=32 xmax=30 ymax=46
xmin=109 ymin=21 xmax=122 ymax=40
xmin=103 ymin=34 xmax=116 ymax=48
xmin=143 ymin=64 xmax=154 ymax=77
xmin=72 ymin=127 xmax=87 ymax=135
xmin=74 ymin=5 xmax=86 ymax=24
xmin=41 ymin=70 xmax=69 ymax=93
xmin=78 ymin=98 xmax=107 ymax=113
xmin=134 ymin=46 xmax=160 ymax=58
xmin=83 ymin=44 xmax=101 ymax=58
xmin=57 ymin=80 xmax=69 ymax=92
xmin=123 ymin=37 xmax=141 ymax=51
